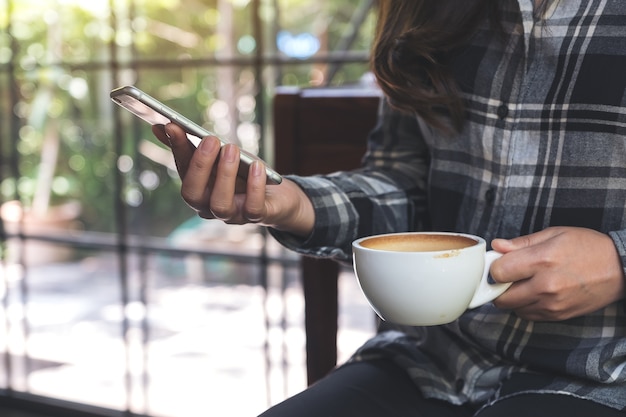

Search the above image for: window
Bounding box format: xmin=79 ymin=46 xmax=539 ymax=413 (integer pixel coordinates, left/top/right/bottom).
xmin=1 ymin=0 xmax=376 ymax=415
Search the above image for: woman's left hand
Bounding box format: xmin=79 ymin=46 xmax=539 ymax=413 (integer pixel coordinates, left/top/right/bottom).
xmin=490 ymin=226 xmax=625 ymax=321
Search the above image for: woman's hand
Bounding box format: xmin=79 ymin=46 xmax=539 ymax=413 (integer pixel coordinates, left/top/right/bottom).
xmin=490 ymin=226 xmax=625 ymax=321
xmin=152 ymin=123 xmax=315 ymax=237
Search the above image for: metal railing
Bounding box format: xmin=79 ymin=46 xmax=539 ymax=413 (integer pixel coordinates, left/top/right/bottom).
xmin=0 ymin=0 xmax=375 ymax=415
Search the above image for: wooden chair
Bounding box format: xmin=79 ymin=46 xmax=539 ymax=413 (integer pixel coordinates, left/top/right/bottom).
xmin=273 ymin=85 xmax=381 ymax=384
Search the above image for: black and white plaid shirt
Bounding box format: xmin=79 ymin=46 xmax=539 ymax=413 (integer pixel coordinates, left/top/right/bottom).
xmin=271 ymin=0 xmax=626 ymax=411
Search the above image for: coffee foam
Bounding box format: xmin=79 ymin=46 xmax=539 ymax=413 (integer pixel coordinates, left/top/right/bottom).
xmin=360 ymin=233 xmax=477 ymax=252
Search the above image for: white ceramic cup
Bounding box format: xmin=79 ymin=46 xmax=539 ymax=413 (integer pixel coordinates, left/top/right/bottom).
xmin=352 ymin=232 xmax=511 ymax=326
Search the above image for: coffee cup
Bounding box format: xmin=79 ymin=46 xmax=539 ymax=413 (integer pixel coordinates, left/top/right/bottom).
xmin=352 ymin=232 xmax=511 ymax=326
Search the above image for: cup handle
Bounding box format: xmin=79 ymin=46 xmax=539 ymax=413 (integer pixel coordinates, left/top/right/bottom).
xmin=468 ymin=250 xmax=512 ymax=309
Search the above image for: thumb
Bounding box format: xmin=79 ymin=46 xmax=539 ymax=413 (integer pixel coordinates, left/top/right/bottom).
xmin=492 ymin=228 xmax=562 ymax=254
xmin=491 ymin=237 xmax=517 ymax=253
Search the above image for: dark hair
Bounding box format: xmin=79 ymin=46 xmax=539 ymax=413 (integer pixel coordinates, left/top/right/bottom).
xmin=372 ymin=0 xmax=549 ymax=132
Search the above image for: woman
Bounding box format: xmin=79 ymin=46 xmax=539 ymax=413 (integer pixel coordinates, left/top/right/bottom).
xmin=153 ymin=0 xmax=626 ymax=415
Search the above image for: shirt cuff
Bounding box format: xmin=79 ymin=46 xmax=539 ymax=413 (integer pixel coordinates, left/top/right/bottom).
xmin=268 ymin=175 xmax=359 ymax=261
xmin=608 ymin=230 xmax=626 ymax=306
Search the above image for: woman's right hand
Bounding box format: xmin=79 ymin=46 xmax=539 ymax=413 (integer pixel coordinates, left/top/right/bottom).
xmin=152 ymin=123 xmax=315 ymax=237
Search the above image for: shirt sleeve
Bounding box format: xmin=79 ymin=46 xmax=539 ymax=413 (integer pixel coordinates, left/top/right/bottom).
xmin=269 ymin=100 xmax=431 ymax=262
xmin=608 ymin=231 xmax=626 ymax=299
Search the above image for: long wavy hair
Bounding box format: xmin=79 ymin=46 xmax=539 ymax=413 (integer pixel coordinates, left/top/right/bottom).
xmin=372 ymin=0 xmax=549 ymax=132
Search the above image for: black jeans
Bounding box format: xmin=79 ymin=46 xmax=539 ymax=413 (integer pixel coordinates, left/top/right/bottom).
xmin=258 ymin=359 xmax=625 ymax=417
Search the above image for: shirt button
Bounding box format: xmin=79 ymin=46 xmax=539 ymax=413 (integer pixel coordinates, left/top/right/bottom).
xmin=485 ymin=187 xmax=497 ymax=203
xmin=497 ymin=104 xmax=509 ymax=120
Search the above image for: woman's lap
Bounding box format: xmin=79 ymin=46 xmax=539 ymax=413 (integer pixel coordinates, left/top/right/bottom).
xmin=258 ymin=359 xmax=624 ymax=417
xmin=476 ymin=393 xmax=625 ymax=417
xmin=258 ymin=359 xmax=475 ymax=417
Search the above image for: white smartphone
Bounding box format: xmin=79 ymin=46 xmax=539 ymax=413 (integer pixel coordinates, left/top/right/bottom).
xmin=110 ymin=85 xmax=282 ymax=185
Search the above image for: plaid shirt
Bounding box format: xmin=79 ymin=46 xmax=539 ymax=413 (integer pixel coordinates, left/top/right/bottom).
xmin=271 ymin=0 xmax=626 ymax=411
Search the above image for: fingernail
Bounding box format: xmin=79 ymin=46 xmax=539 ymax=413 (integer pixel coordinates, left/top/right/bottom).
xmin=251 ymin=160 xmax=263 ymax=177
xmin=199 ymin=136 xmax=219 ymax=154
xmin=223 ymin=144 xmax=238 ymax=162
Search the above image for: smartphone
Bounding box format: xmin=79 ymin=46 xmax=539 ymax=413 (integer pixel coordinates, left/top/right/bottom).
xmin=110 ymin=85 xmax=282 ymax=185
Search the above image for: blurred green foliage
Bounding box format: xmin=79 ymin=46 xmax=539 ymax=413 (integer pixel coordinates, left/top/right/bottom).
xmin=0 ymin=0 xmax=375 ymax=236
